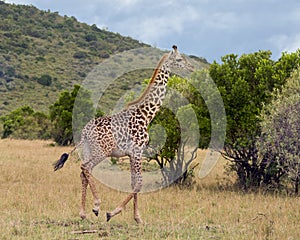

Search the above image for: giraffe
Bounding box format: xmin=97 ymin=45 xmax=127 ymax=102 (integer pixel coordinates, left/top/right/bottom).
xmin=53 ymin=45 xmax=194 ymax=224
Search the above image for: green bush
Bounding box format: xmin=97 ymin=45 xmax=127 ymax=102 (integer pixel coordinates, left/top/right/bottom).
xmin=49 ymin=84 xmax=95 ymax=145
xmin=0 ymin=106 xmax=52 ymax=139
xmin=37 ymin=74 xmax=52 ymax=86
xmin=258 ymin=67 xmax=300 ymax=194
xmin=209 ymin=50 xmax=300 ymax=190
xmin=73 ymin=51 xmax=86 ymax=59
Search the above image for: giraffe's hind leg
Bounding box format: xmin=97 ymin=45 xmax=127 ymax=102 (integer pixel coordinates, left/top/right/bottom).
xmin=80 ymin=170 xmax=88 ymax=219
xmin=80 ymin=166 xmax=101 ymax=218
xmin=89 ymin=174 xmax=100 ymax=216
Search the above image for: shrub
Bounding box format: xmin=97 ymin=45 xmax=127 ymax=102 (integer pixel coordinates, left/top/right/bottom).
xmin=49 ymin=85 xmax=95 ymax=145
xmin=0 ymin=106 xmax=52 ymax=139
xmin=258 ymin=68 xmax=300 ymax=194
xmin=73 ymin=51 xmax=86 ymax=59
xmin=209 ymin=50 xmax=300 ymax=190
xmin=37 ymin=74 xmax=52 ymax=86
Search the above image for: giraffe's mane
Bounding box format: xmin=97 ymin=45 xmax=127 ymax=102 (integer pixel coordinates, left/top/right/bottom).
xmin=126 ymin=53 xmax=169 ymax=107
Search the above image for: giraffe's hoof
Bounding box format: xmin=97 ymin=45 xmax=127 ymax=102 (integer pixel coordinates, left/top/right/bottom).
xmin=135 ymin=217 xmax=143 ymax=224
xmin=106 ymin=212 xmax=112 ymax=222
xmin=80 ymin=209 xmax=87 ymax=219
xmin=92 ymin=209 xmax=99 ymax=217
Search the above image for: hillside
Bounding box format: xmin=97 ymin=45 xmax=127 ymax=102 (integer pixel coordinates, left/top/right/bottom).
xmin=0 ymin=1 xmax=209 ymax=116
xmin=0 ymin=1 xmax=149 ymax=115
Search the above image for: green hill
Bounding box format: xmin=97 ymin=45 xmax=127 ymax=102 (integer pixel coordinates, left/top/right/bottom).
xmin=0 ymin=1 xmax=149 ymax=115
xmin=0 ymin=1 xmax=209 ymax=116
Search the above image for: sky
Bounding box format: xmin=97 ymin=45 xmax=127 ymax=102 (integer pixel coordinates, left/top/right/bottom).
xmin=4 ymin=0 xmax=300 ymax=62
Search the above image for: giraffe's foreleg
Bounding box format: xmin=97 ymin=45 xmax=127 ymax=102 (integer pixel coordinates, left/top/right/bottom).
xmin=131 ymin=156 xmax=143 ymax=224
xmin=133 ymin=192 xmax=142 ymax=224
xmin=106 ymin=155 xmax=143 ymax=224
xmin=106 ymin=193 xmax=134 ymax=222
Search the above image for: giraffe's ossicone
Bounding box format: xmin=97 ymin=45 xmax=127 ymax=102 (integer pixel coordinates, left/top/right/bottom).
xmin=53 ymin=45 xmax=194 ymax=223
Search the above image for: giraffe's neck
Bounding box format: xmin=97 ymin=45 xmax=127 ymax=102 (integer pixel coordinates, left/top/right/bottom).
xmin=127 ymin=54 xmax=170 ymax=124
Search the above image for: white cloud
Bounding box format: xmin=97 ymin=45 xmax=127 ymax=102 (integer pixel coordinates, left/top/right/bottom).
xmin=283 ymin=35 xmax=300 ymax=53
xmin=268 ymin=34 xmax=300 ymax=59
xmin=287 ymin=7 xmax=300 ymax=22
xmin=4 ymin=0 xmax=300 ymax=61
xmin=5 ymin=0 xmax=32 ymax=4
xmin=268 ymin=34 xmax=288 ymax=50
xmin=202 ymin=11 xmax=238 ymax=30
xmin=110 ymin=3 xmax=200 ymax=45
xmin=118 ymin=0 xmax=138 ymax=6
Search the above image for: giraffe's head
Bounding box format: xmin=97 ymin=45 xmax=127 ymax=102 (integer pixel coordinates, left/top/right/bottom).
xmin=164 ymin=45 xmax=194 ymax=72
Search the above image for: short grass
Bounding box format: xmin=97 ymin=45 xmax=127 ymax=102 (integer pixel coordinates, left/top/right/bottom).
xmin=0 ymin=139 xmax=299 ymax=239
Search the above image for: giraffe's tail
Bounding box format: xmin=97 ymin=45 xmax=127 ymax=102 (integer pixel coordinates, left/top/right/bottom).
xmin=53 ymin=152 xmax=70 ymax=171
xmin=53 ymin=138 xmax=84 ymax=171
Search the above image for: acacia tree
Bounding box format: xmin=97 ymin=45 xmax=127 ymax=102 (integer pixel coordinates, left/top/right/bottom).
xmin=258 ymin=68 xmax=300 ymax=194
xmin=146 ymin=75 xmax=205 ymax=186
xmin=209 ymin=50 xmax=300 ymax=189
xmin=49 ymin=84 xmax=94 ymax=145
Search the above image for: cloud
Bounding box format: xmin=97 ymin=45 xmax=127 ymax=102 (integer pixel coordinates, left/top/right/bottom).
xmin=268 ymin=34 xmax=300 ymax=59
xmin=285 ymin=35 xmax=300 ymax=53
xmin=201 ymin=11 xmax=238 ymax=31
xmin=286 ymin=6 xmax=300 ymax=22
xmin=4 ymin=0 xmax=300 ymax=61
xmin=106 ymin=2 xmax=200 ymax=45
xmin=5 ymin=0 xmax=24 ymax=3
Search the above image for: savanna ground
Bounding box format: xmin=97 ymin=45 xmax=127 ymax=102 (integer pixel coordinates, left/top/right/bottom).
xmin=0 ymin=139 xmax=299 ymax=239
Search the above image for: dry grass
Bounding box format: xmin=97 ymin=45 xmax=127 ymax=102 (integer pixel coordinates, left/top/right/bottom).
xmin=0 ymin=139 xmax=299 ymax=239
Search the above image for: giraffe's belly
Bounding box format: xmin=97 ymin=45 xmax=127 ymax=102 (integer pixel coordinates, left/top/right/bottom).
xmin=111 ymin=148 xmax=127 ymax=158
